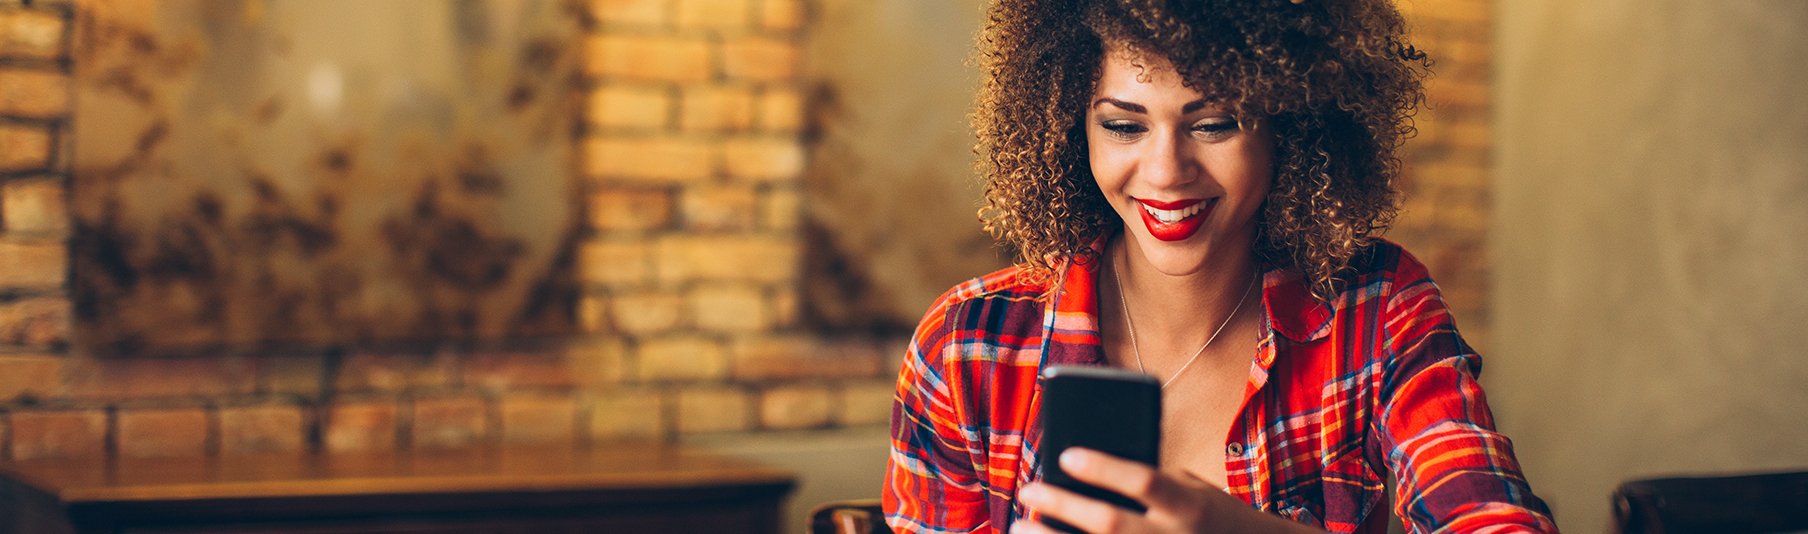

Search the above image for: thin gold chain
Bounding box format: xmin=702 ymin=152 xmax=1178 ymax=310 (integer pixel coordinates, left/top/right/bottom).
xmin=1112 ymin=248 xmax=1258 ymax=389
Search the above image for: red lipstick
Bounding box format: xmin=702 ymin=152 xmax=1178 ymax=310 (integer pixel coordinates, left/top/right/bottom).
xmin=1134 ymin=197 xmax=1211 ymax=241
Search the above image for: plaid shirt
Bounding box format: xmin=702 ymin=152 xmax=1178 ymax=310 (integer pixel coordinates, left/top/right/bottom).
xmin=884 ymin=239 xmax=1558 ymax=534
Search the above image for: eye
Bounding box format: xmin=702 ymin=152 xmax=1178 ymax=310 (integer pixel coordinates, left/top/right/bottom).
xmin=1191 ymin=118 xmax=1240 ymax=138
xmin=1101 ymin=120 xmax=1147 ymax=140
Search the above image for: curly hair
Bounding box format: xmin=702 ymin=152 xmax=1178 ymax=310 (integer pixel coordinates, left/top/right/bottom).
xmin=974 ymin=0 xmax=1427 ymax=300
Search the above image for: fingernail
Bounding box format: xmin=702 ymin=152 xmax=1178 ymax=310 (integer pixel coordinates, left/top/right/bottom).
xmin=1059 ymin=447 xmax=1088 ymax=470
xmin=1019 ymin=483 xmax=1047 ymax=504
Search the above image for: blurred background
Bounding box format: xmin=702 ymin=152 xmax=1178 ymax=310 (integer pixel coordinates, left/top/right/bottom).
xmin=0 ymin=0 xmax=1801 ymax=532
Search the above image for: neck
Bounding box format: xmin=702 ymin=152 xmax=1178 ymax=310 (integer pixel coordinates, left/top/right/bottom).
xmin=1102 ymin=229 xmax=1261 ymax=368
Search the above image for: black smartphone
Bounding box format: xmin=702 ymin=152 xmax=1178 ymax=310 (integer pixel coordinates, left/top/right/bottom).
xmin=1036 ymin=365 xmax=1162 ymax=534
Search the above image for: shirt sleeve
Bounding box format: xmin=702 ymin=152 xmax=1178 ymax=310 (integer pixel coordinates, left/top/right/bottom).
xmin=1378 ymin=266 xmax=1560 ymax=534
xmin=884 ymin=295 xmax=991 ymax=534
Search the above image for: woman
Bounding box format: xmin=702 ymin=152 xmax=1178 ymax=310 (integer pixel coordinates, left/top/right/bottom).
xmin=883 ymin=0 xmax=1558 ymax=533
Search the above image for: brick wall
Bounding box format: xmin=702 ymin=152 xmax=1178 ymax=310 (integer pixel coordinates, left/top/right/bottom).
xmin=0 ymin=0 xmax=896 ymax=462
xmin=0 ymin=0 xmax=1494 ymax=461
xmin=1394 ymin=0 xmax=1495 ymax=352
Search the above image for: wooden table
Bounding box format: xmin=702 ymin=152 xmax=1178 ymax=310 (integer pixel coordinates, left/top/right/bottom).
xmin=0 ymin=444 xmax=797 ymax=534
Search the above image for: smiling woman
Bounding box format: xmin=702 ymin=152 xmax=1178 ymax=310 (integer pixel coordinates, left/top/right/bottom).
xmin=882 ymin=0 xmax=1560 ymax=533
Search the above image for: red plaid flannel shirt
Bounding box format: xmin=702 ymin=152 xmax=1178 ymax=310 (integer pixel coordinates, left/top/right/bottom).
xmin=884 ymin=239 xmax=1558 ymax=534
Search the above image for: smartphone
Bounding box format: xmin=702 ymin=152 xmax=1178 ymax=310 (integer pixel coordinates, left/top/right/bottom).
xmin=1036 ymin=365 xmax=1162 ymax=534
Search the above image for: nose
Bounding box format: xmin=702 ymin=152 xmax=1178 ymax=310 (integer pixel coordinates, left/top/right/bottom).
xmin=1139 ymin=128 xmax=1196 ymax=189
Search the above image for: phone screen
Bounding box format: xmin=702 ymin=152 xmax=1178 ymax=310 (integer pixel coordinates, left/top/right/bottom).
xmin=1036 ymin=365 xmax=1162 ymax=534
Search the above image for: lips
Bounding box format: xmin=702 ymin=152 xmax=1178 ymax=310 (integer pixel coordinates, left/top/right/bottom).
xmin=1134 ymin=197 xmax=1212 ymax=241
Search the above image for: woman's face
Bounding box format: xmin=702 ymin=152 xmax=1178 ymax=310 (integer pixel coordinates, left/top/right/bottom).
xmin=1087 ymin=49 xmax=1274 ymax=276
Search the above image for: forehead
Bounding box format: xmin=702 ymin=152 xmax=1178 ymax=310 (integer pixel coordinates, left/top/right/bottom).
xmin=1092 ymin=48 xmax=1207 ymax=104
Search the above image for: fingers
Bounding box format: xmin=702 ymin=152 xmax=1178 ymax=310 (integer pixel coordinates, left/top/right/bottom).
xmin=1058 ymin=447 xmax=1190 ymax=512
xmin=1017 ymin=482 xmax=1142 ymax=534
xmin=1006 ymin=516 xmax=1061 ymax=534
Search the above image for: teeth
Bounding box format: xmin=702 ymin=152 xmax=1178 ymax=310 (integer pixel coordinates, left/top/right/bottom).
xmin=1141 ymin=202 xmax=1204 ymax=223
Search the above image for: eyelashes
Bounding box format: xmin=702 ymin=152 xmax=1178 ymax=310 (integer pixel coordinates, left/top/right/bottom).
xmin=1099 ymin=118 xmax=1241 ymax=141
xmin=1101 ymin=120 xmax=1148 ymax=138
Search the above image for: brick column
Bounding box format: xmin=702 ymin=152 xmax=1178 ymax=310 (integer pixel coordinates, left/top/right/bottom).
xmin=0 ymin=0 xmax=79 ymax=461
xmin=577 ymin=0 xmax=892 ymax=439
xmin=1394 ymin=0 xmax=1496 ymax=351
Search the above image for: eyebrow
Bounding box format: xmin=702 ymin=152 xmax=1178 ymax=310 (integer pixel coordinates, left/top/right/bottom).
xmin=1094 ymin=98 xmax=1146 ymax=113
xmin=1092 ymin=98 xmax=1213 ymax=114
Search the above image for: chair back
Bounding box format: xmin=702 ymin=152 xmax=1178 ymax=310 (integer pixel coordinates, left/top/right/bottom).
xmin=808 ymin=499 xmax=890 ymax=534
xmin=1612 ymin=471 xmax=1808 ymax=534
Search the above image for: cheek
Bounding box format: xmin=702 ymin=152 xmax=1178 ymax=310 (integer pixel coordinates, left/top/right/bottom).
xmin=1229 ymin=139 xmax=1277 ymax=201
xmin=1087 ymin=136 xmax=1130 ymax=195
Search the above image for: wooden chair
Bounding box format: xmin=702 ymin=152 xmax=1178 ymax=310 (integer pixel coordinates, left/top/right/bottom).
xmin=1612 ymin=471 xmax=1808 ymax=534
xmin=808 ymin=499 xmax=890 ymax=534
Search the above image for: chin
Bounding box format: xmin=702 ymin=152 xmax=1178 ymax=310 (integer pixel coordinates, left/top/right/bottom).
xmin=1127 ymin=231 xmax=1220 ymax=277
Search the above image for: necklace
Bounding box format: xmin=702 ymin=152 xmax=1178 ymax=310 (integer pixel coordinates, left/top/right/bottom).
xmin=1112 ymin=251 xmax=1258 ymax=389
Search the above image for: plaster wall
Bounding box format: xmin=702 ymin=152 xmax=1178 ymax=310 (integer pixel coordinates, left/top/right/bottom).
xmin=799 ymin=0 xmax=1008 ymax=330
xmin=1494 ymin=2 xmax=1808 ymax=532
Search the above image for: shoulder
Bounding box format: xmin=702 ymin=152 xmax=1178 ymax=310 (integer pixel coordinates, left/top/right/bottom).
xmin=1332 ymin=238 xmax=1445 ymax=312
xmin=1343 ymin=238 xmax=1433 ymax=287
xmin=916 ymin=264 xmax=1055 ymax=333
xmin=908 ymin=263 xmax=1057 ymax=370
xmin=1284 ymin=239 xmax=1451 ymax=342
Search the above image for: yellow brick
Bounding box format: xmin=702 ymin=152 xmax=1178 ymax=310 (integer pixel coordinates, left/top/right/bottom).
xmin=567 ymin=337 xmax=628 ymax=387
xmin=680 ymin=184 xmax=758 ymax=231
xmin=1439 ymin=121 xmax=1491 ymax=149
xmin=0 ymin=124 xmax=50 ymax=172
xmin=589 ymin=388 xmax=665 ymax=441
xmin=655 ymin=234 xmax=799 ymax=283
xmin=689 ymin=283 xmax=766 ymax=332
xmin=1407 ymin=0 xmax=1489 ymax=23
xmin=1430 ymin=37 xmax=1491 ymax=65
xmin=720 ymin=37 xmax=798 ymax=82
xmin=590 ymin=0 xmax=667 ymax=26
xmin=760 ymin=186 xmax=800 ymax=230
xmin=611 ymin=290 xmax=684 ymax=333
xmin=579 ymin=294 xmax=609 ymax=332
xmin=637 ymin=335 xmax=727 ymax=381
xmin=757 ymin=88 xmax=804 ymax=132
xmin=590 ymin=187 xmax=672 ymax=231
xmin=0 ymin=10 xmax=64 ymax=59
xmin=586 ymin=137 xmax=715 ymax=181
xmin=769 ymin=287 xmax=799 ymax=328
xmin=677 ymin=386 xmax=748 ymax=433
xmin=0 ymin=296 xmax=67 ymax=346
xmin=1427 ymin=79 xmax=1490 ymax=107
xmin=587 ymin=35 xmax=713 ymax=82
xmin=0 ymin=241 xmax=64 ymax=289
xmin=680 ymin=85 xmax=755 ymax=132
xmin=1438 ymin=196 xmax=1490 ymax=232
xmin=3 ymin=178 xmax=67 ymax=235
xmin=760 ymin=384 xmax=830 ymax=429
xmin=0 ymin=354 xmax=61 ymax=401
xmin=501 ymin=394 xmax=576 ymax=445
xmin=1408 ymin=164 xmax=1487 ymax=189
xmin=0 ymin=70 xmax=68 ymax=118
xmin=675 ymin=0 xmax=751 ymax=29
xmin=840 ymin=380 xmax=895 ymax=426
xmin=588 ymin=85 xmax=671 ymax=130
xmin=761 ymin=0 xmax=805 ymax=31
xmin=731 ymin=334 xmax=882 ymax=379
xmin=721 ymin=138 xmax=804 ymax=182
xmin=580 ymin=239 xmax=651 ymax=286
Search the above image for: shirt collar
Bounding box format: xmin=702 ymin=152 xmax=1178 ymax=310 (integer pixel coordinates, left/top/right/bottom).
xmin=1046 ymin=234 xmax=1335 ymax=358
xmin=1259 ymin=264 xmax=1335 ymax=343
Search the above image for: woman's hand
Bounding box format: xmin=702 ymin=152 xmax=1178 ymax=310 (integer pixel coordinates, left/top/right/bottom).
xmin=1012 ymin=448 xmax=1319 ymax=534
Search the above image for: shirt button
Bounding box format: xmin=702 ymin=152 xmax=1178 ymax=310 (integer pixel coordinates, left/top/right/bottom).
xmin=1227 ymin=442 xmax=1245 ymax=456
